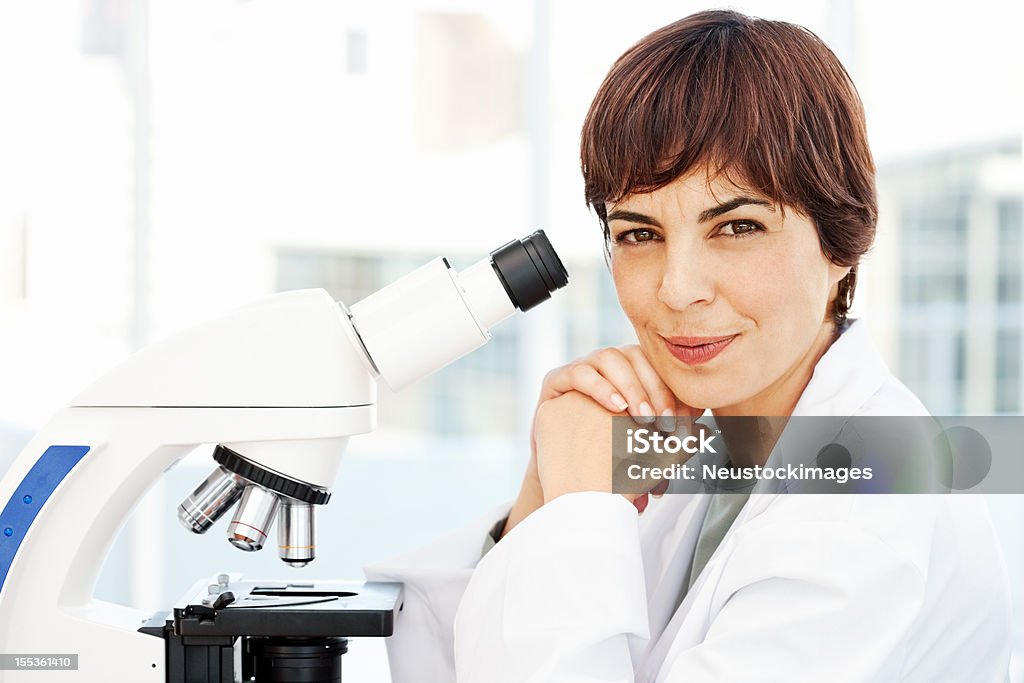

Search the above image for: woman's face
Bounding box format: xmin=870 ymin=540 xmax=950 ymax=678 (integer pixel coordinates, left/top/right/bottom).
xmin=607 ymin=168 xmax=850 ymax=413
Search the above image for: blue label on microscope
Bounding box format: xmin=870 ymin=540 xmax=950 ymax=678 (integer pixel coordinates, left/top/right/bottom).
xmin=0 ymin=445 xmax=90 ymax=593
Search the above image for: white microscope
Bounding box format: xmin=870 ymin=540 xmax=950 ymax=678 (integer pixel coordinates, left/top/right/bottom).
xmin=0 ymin=231 xmax=567 ymax=682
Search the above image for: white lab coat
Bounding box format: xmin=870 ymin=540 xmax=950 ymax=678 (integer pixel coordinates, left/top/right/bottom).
xmin=364 ymin=319 xmax=1013 ymax=682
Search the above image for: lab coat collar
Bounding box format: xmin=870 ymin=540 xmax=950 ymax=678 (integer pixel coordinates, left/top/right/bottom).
xmin=790 ymin=318 xmax=891 ymax=417
xmin=746 ymin=318 xmax=894 ymax=496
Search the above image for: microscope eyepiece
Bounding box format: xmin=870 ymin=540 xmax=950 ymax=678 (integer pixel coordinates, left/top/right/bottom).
xmin=489 ymin=230 xmax=569 ymax=312
xmin=348 ymin=229 xmax=569 ymax=390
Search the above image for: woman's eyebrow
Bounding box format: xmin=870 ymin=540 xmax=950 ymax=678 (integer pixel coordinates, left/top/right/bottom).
xmin=605 ymin=210 xmax=662 ymax=227
xmin=698 ymin=196 xmax=774 ymax=222
xmin=606 ymin=197 xmax=774 ymax=227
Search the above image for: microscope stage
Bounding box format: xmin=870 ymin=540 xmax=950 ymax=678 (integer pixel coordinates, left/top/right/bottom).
xmin=168 ymin=579 xmax=402 ymax=638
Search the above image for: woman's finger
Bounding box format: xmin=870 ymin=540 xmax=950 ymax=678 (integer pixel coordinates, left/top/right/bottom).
xmin=538 ymin=365 xmax=577 ymax=403
xmin=618 ymin=345 xmax=680 ymax=432
xmin=674 ymin=397 xmax=705 ymax=419
xmin=582 ymin=347 xmax=657 ymax=425
xmin=650 ymin=478 xmax=670 ymax=498
xmin=632 ymin=492 xmax=650 ymax=514
xmin=540 ymin=362 xmax=629 ymax=413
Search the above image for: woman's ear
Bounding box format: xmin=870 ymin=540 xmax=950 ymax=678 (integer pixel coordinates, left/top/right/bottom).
xmin=829 ymin=263 xmax=852 ymax=287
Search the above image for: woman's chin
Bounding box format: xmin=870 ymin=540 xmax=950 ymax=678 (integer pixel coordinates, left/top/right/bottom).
xmin=669 ymin=381 xmax=751 ymax=414
xmin=670 ymin=391 xmax=721 ymax=413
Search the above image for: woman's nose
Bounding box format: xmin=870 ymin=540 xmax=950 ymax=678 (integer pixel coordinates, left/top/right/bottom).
xmin=657 ymin=245 xmax=716 ymax=310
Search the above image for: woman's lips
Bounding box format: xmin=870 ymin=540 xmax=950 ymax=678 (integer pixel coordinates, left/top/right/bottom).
xmin=663 ymin=334 xmax=738 ymax=365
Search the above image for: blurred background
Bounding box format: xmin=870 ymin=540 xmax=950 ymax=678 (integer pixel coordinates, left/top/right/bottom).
xmin=0 ymin=0 xmax=1020 ymax=679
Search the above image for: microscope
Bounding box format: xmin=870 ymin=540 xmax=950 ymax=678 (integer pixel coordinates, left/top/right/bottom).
xmin=0 ymin=231 xmax=567 ymax=682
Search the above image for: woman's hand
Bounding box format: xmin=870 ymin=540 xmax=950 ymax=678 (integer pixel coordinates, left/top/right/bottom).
xmin=532 ymin=390 xmax=623 ymax=501
xmin=537 ymin=345 xmax=697 ymax=431
xmin=503 ymin=346 xmax=702 ymax=538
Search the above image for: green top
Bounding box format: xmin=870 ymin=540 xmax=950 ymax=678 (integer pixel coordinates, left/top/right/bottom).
xmin=676 ymin=490 xmax=750 ymax=611
xmin=479 ymin=515 xmax=508 ymax=560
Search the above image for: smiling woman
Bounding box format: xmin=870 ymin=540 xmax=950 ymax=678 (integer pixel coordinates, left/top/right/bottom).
xmin=582 ymin=10 xmax=874 ymax=417
xmin=364 ymin=9 xmax=1012 ymax=683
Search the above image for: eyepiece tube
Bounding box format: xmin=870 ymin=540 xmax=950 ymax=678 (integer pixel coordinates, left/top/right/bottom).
xmin=348 ymin=230 xmax=568 ymax=390
xmin=489 ymin=230 xmax=569 ymax=312
xmin=177 ymin=466 xmax=246 ymax=534
xmin=278 ymin=501 xmax=316 ymax=567
xmin=226 ymin=485 xmax=280 ymax=552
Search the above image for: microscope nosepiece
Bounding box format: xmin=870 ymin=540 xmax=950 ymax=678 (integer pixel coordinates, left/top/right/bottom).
xmin=226 ymin=485 xmax=281 ymax=551
xmin=177 ymin=466 xmax=246 ymax=534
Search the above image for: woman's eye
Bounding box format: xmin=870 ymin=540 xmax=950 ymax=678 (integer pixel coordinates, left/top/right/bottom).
xmin=616 ymin=228 xmax=660 ymax=244
xmin=718 ymin=220 xmax=764 ymax=238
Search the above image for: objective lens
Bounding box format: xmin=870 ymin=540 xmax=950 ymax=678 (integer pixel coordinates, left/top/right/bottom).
xmin=227 ymin=485 xmax=281 ymax=551
xmin=278 ymin=500 xmax=316 ymax=568
xmin=177 ymin=466 xmax=246 ymax=534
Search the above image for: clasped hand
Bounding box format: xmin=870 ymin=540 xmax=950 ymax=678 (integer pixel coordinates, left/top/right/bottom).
xmin=502 ymin=346 xmax=703 ymax=539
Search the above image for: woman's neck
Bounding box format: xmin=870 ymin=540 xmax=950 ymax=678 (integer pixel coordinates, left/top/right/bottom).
xmin=711 ymin=320 xmax=840 ymax=466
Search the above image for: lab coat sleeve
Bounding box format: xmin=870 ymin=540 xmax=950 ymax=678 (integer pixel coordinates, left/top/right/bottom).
xmin=454 ymin=491 xmax=650 ymax=683
xmin=661 ymin=519 xmax=927 ymax=682
xmin=363 ymin=501 xmax=513 ymax=683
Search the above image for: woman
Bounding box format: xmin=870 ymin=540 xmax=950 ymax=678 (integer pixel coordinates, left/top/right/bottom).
xmin=366 ymin=10 xmax=1011 ymax=681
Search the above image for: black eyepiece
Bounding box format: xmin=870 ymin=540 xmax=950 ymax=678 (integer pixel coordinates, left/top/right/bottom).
xmin=490 ymin=230 xmax=569 ymax=311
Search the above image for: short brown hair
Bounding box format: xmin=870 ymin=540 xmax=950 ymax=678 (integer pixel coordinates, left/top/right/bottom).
xmin=580 ymin=10 xmax=876 ymax=325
